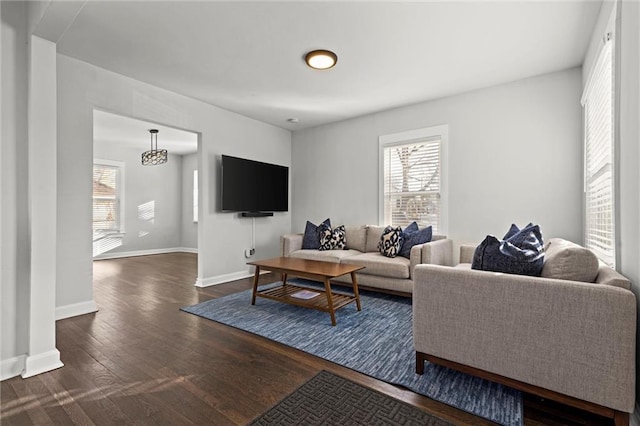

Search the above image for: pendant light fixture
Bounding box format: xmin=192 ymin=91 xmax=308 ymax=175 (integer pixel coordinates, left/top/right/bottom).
xmin=141 ymin=129 xmax=168 ymax=166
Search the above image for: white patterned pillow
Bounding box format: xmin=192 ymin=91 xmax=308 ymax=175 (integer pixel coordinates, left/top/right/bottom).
xmin=319 ymin=225 xmax=347 ymax=251
xmin=378 ymin=226 xmax=404 ymax=258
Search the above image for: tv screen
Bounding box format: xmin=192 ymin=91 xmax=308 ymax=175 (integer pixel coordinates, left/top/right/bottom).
xmin=221 ymin=155 xmax=289 ymax=212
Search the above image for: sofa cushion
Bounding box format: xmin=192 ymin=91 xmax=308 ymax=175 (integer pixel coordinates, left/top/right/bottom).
xmin=454 ymin=263 xmax=472 ymax=270
xmin=342 ymin=252 xmax=410 ymax=279
xmin=399 ymin=225 xmax=432 ymax=259
xmin=345 ymin=225 xmax=366 ymax=252
xmin=319 ymin=225 xmax=347 ymax=251
xmin=365 ymin=225 xmax=387 ymax=252
xmin=541 ymin=238 xmax=599 ymax=282
xmin=302 ymin=218 xmax=331 ymax=249
xmin=289 ymin=249 xmax=360 ymax=263
xmin=378 ymin=226 xmax=404 ymax=258
xmin=472 ymin=224 xmax=544 ymax=276
xmin=594 ymin=263 xmax=632 ymax=289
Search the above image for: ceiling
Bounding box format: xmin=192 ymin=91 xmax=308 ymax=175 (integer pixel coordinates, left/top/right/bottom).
xmin=56 ymin=1 xmax=602 ymax=131
xmin=93 ymin=110 xmax=198 ymax=155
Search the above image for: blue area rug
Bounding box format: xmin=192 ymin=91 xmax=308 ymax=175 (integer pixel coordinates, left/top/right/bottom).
xmin=181 ymin=280 xmax=522 ymax=425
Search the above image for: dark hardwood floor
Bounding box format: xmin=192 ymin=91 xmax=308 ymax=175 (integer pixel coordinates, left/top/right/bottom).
xmin=1 ymin=253 xmax=613 ymax=425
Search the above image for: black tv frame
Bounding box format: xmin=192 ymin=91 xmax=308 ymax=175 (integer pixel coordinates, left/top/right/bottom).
xmin=220 ymin=155 xmax=288 ymax=214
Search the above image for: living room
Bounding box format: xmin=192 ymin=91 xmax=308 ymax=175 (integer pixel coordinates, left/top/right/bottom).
xmin=2 ymin=0 xmax=640 ymax=425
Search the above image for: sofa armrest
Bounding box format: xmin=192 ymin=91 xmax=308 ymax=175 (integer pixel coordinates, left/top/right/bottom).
xmin=421 ymin=238 xmax=453 ymax=266
xmin=459 ymin=244 xmax=477 ymax=264
xmin=281 ymin=233 xmax=303 ymax=256
xmin=412 ymin=264 xmax=637 ymax=412
xmin=409 ymin=239 xmax=453 ymax=278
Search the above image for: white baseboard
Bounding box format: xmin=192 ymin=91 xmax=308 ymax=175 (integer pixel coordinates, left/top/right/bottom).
xmin=1 ymin=355 xmax=26 ymax=381
xmin=93 ymin=247 xmax=197 ymax=260
xmin=195 ymin=269 xmax=269 ymax=287
xmin=176 ymin=247 xmax=197 ymax=254
xmin=56 ymin=300 xmax=99 ymax=321
xmin=22 ymin=349 xmax=63 ymax=378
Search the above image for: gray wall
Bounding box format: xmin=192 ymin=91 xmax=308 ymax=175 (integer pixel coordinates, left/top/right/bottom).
xmin=181 ymin=152 xmax=198 ymax=249
xmin=1 ymin=1 xmax=29 ymax=368
xmin=93 ymin=143 xmax=184 ymax=255
xmin=292 ymin=68 xmax=583 ymax=255
xmin=57 ymin=53 xmax=291 ymax=308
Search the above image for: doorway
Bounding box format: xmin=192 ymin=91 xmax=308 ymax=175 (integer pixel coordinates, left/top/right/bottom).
xmin=92 ymin=109 xmax=199 ymax=261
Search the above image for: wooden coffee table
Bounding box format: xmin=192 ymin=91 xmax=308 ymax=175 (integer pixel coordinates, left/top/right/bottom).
xmin=247 ymin=257 xmax=364 ymax=326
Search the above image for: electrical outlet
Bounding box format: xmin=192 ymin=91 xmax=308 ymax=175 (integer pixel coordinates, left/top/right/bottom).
xmin=244 ymin=248 xmax=255 ymax=258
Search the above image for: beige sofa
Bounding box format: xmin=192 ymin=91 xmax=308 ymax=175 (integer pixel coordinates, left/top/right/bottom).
xmin=281 ymin=225 xmax=453 ymax=294
xmin=413 ymin=238 xmax=636 ymax=425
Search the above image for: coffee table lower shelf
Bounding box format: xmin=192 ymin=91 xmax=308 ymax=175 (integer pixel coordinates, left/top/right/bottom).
xmin=255 ymin=284 xmax=357 ymax=314
xmin=248 ymin=257 xmax=364 ymax=325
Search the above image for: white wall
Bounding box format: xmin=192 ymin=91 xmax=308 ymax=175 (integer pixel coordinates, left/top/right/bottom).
xmin=57 ymin=54 xmax=291 ymax=309
xmin=93 ymin=143 xmax=184 ymax=256
xmin=292 ymin=68 xmax=583 ymax=255
xmin=181 ymin=152 xmax=198 ymax=249
xmin=1 ymin=0 xmax=30 ymax=378
xmin=617 ymin=0 xmax=639 ymax=406
xmin=24 ymin=34 xmax=63 ymax=378
xmin=617 ymin=2 xmax=640 ymax=297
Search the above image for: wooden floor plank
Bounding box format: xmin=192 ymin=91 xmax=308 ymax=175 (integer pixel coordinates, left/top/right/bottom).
xmin=0 ymin=253 xmax=613 ymax=425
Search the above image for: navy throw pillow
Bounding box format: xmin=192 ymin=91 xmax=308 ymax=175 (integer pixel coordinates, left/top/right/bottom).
xmin=472 ymin=224 xmax=544 ymax=276
xmin=302 ymin=218 xmax=331 ymax=249
xmin=503 ymin=222 xmax=533 ymax=240
xmin=403 ymin=221 xmax=419 ymax=234
xmin=399 ymin=225 xmax=433 ymax=259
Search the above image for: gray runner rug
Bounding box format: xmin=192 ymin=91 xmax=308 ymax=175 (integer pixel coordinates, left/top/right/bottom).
xmin=181 ymin=280 xmax=522 ymax=425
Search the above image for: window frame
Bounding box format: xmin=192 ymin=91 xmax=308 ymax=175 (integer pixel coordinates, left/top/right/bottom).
xmin=378 ymin=125 xmax=449 ymax=234
xmin=93 ymin=159 xmax=125 ymax=236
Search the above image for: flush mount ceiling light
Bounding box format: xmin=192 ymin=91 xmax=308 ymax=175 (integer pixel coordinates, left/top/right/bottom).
xmin=141 ymin=129 xmax=168 ymax=166
xmin=305 ymin=50 xmax=338 ymax=70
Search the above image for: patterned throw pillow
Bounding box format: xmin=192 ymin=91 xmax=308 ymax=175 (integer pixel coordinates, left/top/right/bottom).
xmin=302 ymin=218 xmax=331 ymax=249
xmin=472 ymin=223 xmax=544 ymax=276
xmin=378 ymin=226 xmax=404 ymax=258
xmin=319 ymin=225 xmax=347 ymax=251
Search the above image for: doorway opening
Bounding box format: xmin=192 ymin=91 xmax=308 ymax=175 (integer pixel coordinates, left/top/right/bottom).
xmin=92 ymin=109 xmax=200 ymax=262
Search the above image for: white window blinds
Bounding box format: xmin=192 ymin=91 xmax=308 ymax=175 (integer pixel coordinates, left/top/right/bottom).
xmin=382 ymin=139 xmax=441 ymax=232
xmin=93 ymin=163 xmax=121 ymax=235
xmin=582 ymin=37 xmax=615 ymax=267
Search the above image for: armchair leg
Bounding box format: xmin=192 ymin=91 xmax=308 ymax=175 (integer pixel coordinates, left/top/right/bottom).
xmin=614 ymin=411 xmax=629 ymax=426
xmin=416 ymin=351 xmax=426 ymax=375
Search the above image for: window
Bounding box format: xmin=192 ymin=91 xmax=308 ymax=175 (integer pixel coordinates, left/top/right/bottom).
xmin=379 ymin=125 xmax=448 ymax=234
xmin=582 ymin=34 xmax=615 ymax=267
xmin=93 ymin=160 xmax=124 ymax=238
xmin=193 ymin=169 xmax=198 ymax=222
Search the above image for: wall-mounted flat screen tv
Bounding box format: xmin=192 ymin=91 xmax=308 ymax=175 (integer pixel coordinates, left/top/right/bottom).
xmin=221 ymin=155 xmax=289 ymax=212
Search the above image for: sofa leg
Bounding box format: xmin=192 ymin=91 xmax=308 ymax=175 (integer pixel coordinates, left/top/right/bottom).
xmin=415 ymin=351 xmax=425 ymax=375
xmin=614 ymin=411 xmax=629 ymax=426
